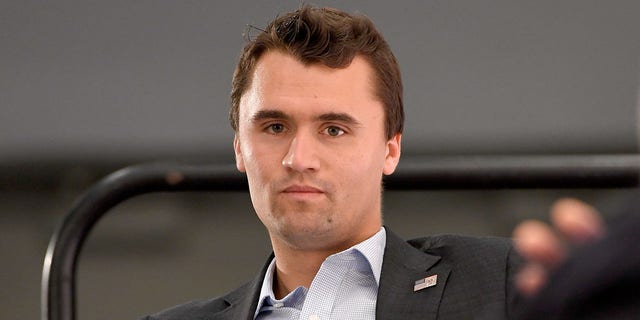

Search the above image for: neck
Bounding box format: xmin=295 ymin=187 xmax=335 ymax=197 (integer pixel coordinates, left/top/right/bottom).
xmin=271 ymin=248 xmax=329 ymax=299
xmin=269 ymin=227 xmax=380 ymax=299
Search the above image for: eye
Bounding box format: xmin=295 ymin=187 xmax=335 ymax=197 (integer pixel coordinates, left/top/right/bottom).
xmin=324 ymin=126 xmax=345 ymax=137
xmin=266 ymin=123 xmax=286 ymax=134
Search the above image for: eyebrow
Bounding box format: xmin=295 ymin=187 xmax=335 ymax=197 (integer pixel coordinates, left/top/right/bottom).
xmin=250 ymin=110 xmax=290 ymax=123
xmin=317 ymin=112 xmax=362 ymax=126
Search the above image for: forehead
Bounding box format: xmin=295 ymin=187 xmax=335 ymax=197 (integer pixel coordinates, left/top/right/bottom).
xmin=239 ymin=51 xmax=382 ymax=120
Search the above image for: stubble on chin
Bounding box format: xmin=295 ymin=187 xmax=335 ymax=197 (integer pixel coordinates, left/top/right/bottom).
xmin=267 ymin=200 xmax=340 ymax=250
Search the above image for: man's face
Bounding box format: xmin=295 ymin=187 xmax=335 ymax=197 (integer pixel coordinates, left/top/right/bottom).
xmin=234 ymin=50 xmax=401 ymax=251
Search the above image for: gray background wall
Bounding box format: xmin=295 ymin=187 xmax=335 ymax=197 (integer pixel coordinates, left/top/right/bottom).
xmin=1 ymin=1 xmax=639 ymax=319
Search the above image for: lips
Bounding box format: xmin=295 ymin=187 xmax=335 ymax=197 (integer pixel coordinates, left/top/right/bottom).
xmin=282 ymin=185 xmax=324 ymax=194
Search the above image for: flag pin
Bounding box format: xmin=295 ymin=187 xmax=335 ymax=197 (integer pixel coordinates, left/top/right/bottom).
xmin=413 ymin=274 xmax=437 ymax=292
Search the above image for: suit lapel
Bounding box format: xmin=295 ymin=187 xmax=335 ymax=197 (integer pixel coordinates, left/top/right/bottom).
xmin=376 ymin=230 xmax=451 ymax=320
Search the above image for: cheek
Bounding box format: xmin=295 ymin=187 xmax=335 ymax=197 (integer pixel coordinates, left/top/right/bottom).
xmin=338 ymin=146 xmax=385 ymax=189
xmin=243 ymin=148 xmax=274 ymax=212
xmin=352 ymin=140 xmax=387 ymax=171
xmin=241 ymin=141 xmax=281 ymax=184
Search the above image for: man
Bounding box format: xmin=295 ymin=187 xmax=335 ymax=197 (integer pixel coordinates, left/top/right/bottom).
xmin=142 ymin=6 xmax=521 ymax=319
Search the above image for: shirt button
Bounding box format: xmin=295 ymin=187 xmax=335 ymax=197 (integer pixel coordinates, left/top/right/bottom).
xmin=273 ymin=302 xmax=283 ymax=308
xmin=309 ymin=315 xmax=320 ymax=320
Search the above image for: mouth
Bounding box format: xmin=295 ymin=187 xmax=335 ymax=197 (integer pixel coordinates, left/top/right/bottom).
xmin=282 ymin=185 xmax=324 ymax=194
xmin=280 ymin=185 xmax=325 ymax=200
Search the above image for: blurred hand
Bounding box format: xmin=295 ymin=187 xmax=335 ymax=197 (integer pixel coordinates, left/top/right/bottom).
xmin=512 ymin=198 xmax=606 ymax=296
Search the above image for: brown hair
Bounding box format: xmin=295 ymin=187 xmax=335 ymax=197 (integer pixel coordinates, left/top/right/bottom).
xmin=229 ymin=6 xmax=403 ymax=139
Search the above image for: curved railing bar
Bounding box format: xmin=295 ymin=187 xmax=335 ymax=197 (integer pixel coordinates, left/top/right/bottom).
xmin=41 ymin=163 xmax=245 ymax=320
xmin=42 ymin=154 xmax=640 ymax=320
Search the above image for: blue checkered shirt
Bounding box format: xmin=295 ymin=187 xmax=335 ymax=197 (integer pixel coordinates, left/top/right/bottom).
xmin=254 ymin=227 xmax=386 ymax=320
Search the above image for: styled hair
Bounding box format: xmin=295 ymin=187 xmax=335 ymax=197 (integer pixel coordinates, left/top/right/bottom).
xmin=229 ymin=5 xmax=404 ymax=139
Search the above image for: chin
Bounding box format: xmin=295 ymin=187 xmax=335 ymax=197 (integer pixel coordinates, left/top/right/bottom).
xmin=277 ymin=222 xmax=340 ymax=248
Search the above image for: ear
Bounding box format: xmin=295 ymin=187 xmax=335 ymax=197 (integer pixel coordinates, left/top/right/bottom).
xmin=233 ymin=135 xmax=246 ymax=172
xmin=383 ymin=133 xmax=401 ymax=175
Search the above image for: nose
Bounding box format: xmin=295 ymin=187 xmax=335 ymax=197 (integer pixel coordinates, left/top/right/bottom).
xmin=282 ymin=133 xmax=320 ymax=173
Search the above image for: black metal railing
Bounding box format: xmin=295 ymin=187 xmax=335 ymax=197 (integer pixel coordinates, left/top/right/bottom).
xmin=41 ymin=154 xmax=640 ymax=320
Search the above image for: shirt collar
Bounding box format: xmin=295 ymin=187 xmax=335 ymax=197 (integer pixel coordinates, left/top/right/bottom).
xmin=255 ymin=257 xmax=278 ymax=314
xmin=254 ymin=227 xmax=387 ymax=318
xmin=351 ymin=226 xmax=386 ymax=285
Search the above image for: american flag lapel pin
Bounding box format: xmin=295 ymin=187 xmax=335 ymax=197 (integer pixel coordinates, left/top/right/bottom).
xmin=413 ymin=274 xmax=437 ymax=292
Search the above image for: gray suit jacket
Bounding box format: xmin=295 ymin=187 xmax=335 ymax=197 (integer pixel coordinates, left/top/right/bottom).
xmin=142 ymin=229 xmax=521 ymax=319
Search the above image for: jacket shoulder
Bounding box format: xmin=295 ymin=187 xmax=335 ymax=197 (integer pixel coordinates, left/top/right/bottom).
xmin=407 ymin=234 xmax=513 ymax=262
xmin=140 ymin=280 xmax=255 ymax=320
xmin=141 ymin=297 xmax=229 ymax=320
